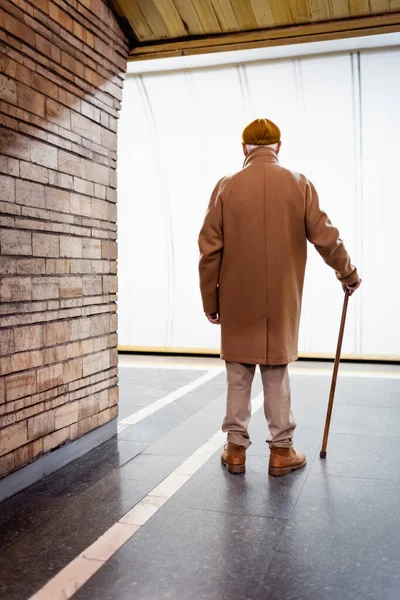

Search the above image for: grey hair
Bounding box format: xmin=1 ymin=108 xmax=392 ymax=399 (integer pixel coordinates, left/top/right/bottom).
xmin=245 ymin=143 xmax=279 ymax=152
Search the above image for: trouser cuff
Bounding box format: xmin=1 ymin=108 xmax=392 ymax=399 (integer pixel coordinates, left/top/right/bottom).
xmin=227 ymin=432 xmax=252 ymax=449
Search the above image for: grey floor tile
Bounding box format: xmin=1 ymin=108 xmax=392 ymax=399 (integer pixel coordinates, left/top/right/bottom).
xmin=0 ymin=474 xmax=151 ymax=600
xmin=29 ymin=439 xmax=147 ymax=498
xmin=117 ymin=453 xmax=184 ymax=487
xmin=74 ymin=505 xmax=286 ymax=600
xmin=118 ymin=367 xmax=207 ymax=406
xmin=0 ymin=492 xmax=66 ymax=552
xmin=255 ymin=474 xmax=400 ymax=600
xmin=331 ymin=405 xmax=400 ymax=437
xmin=336 ymin=376 xmax=400 ymax=408
xmin=311 ymin=433 xmax=400 ymax=481
xmin=166 ymin=426 xmax=319 ymax=520
xmin=117 ymin=404 xmax=145 ymax=420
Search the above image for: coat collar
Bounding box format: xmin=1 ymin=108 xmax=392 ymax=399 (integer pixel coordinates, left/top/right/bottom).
xmin=243 ymin=146 xmax=279 ymax=168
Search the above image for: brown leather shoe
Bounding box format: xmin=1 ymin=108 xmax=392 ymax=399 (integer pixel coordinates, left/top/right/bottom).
xmin=221 ymin=442 xmax=246 ymax=474
xmin=268 ymin=447 xmax=306 ymax=477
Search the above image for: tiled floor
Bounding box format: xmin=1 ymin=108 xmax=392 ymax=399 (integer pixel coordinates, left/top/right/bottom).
xmin=1 ymin=356 xmax=400 ymax=600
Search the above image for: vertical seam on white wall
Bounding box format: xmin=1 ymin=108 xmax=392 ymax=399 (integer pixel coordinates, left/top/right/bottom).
xmin=350 ymin=51 xmax=363 ymax=355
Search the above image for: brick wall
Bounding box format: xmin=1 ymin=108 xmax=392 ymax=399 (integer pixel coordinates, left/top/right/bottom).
xmin=0 ymin=0 xmax=129 ymax=477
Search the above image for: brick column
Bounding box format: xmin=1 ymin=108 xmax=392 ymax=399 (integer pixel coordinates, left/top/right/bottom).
xmin=0 ymin=0 xmax=129 ymax=478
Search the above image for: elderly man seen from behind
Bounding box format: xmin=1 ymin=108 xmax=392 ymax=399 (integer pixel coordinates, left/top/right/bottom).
xmin=198 ymin=118 xmax=361 ymax=477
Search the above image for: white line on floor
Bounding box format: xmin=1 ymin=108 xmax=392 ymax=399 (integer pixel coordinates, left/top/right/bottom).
xmin=117 ymin=369 xmax=223 ymax=433
xmin=29 ymin=393 xmax=264 ymax=600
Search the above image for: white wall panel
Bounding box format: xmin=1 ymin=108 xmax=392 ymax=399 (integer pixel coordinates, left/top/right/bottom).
xmin=359 ymin=50 xmax=400 ymax=356
xmin=118 ymin=45 xmax=400 ymax=358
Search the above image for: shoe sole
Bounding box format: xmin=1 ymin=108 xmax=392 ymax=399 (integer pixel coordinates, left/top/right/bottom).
xmin=268 ymin=459 xmax=307 ymax=477
xmin=221 ymin=458 xmax=246 ymax=474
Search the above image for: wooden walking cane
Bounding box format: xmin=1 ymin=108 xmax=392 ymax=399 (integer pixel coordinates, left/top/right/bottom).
xmin=320 ymin=289 xmax=350 ymax=459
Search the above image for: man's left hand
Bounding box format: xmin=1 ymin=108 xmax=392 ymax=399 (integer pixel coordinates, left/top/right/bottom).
xmin=206 ymin=312 xmax=220 ymax=325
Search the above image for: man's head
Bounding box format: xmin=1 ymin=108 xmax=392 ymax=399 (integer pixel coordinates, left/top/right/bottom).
xmin=242 ymin=118 xmax=282 ymax=157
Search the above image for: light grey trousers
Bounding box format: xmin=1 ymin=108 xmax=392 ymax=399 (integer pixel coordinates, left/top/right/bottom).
xmin=222 ymin=362 xmax=296 ymax=449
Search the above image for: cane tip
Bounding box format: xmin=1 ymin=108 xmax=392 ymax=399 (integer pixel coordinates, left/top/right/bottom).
xmin=320 ymin=451 xmax=327 ymax=459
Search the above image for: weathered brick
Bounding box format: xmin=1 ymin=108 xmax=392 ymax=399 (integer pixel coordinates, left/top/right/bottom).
xmin=17 ymin=82 xmax=45 ymax=117
xmin=70 ymin=193 xmax=91 ymax=217
xmin=55 ymin=399 xmax=80 ymax=429
xmin=28 ymin=409 xmax=55 ymax=440
xmin=14 ymin=325 xmax=44 ymax=352
xmin=0 ymin=421 xmax=29 ymax=457
xmin=0 ymin=378 xmax=5 ymax=404
xmin=60 ymin=235 xmax=83 ymax=258
xmin=44 ymin=321 xmax=70 ymax=346
xmin=101 ymin=240 xmax=117 ymax=260
xmin=60 ymin=276 xmax=83 ymax=298
xmin=37 ymin=363 xmax=63 ymax=393
xmin=11 ymin=350 xmax=44 ymax=373
xmin=0 ymin=174 xmax=15 ymax=203
xmin=20 ymin=161 xmax=49 ymax=184
xmin=0 ymin=329 xmax=14 ymax=357
xmin=90 ymin=314 xmax=110 ymax=336
xmin=16 ymin=179 xmax=45 ymax=208
xmin=31 ymin=72 xmax=58 ymax=101
xmin=49 ymin=170 xmax=73 ymax=189
xmin=83 ymin=238 xmax=101 ymax=259
xmin=70 ymin=317 xmax=90 ymax=340
xmin=32 ymin=277 xmax=59 ymax=300
xmin=46 ymin=259 xmax=70 ymax=274
xmin=42 ymin=426 xmax=70 ymax=453
xmin=0 ymin=155 xmax=20 ymax=177
xmin=64 ymin=357 xmax=83 ymax=383
xmin=0 ymin=130 xmax=31 ymax=161
xmin=103 ymin=274 xmax=117 ymax=294
xmin=0 ymin=73 xmax=18 ymax=103
xmin=0 ymin=229 xmax=32 ymax=255
xmin=73 ymin=177 xmax=94 ymax=196
xmin=83 ymin=275 xmax=102 ymax=296
xmin=0 ymin=277 xmax=32 ymax=302
xmin=32 ymin=233 xmax=60 ymax=257
xmin=16 ymin=258 xmax=46 ymax=274
xmin=82 ymin=350 xmax=109 ymax=377
xmin=108 ymin=385 xmax=118 ymax=407
xmin=45 ymin=188 xmax=70 ymax=213
xmin=46 ymin=98 xmax=71 ymax=129
xmin=5 ymin=371 xmax=37 ymax=402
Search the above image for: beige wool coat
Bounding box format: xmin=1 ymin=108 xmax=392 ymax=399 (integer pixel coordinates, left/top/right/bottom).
xmin=198 ymin=147 xmax=359 ymax=365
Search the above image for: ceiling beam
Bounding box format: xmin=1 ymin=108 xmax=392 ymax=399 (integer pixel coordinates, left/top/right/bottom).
xmin=128 ymin=12 xmax=400 ymax=61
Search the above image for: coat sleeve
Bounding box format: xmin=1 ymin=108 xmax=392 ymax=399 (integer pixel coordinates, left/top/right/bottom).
xmin=198 ymin=179 xmax=224 ymax=314
xmin=305 ymin=180 xmax=359 ymax=285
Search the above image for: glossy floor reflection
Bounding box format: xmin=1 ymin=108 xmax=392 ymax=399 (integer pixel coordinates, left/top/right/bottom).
xmin=1 ymin=357 xmax=400 ymax=600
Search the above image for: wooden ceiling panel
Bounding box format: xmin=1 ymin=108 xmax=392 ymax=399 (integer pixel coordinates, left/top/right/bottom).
xmin=172 ymin=0 xmax=205 ymax=35
xmin=191 ymin=0 xmax=223 ymax=32
xmin=109 ymin=0 xmax=400 ymax=60
xmin=229 ymin=0 xmax=258 ymax=29
xmin=209 ymin=0 xmax=239 ymax=31
xmin=135 ymin=0 xmax=171 ymax=38
xmin=268 ymin=0 xmax=295 ymax=25
xmin=249 ymin=0 xmax=275 ymax=27
xmin=152 ymin=0 xmax=188 ymax=37
xmin=328 ymin=0 xmax=352 ymax=18
xmin=370 ymin=0 xmax=391 ymax=10
xmin=115 ymin=0 xmax=156 ymax=41
xmin=308 ymin=0 xmax=332 ymax=21
xmin=289 ymin=0 xmax=313 ymax=23
xmin=349 ymin=0 xmax=371 ymax=16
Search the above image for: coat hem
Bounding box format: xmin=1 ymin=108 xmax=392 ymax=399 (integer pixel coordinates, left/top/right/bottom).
xmin=221 ymin=352 xmax=298 ymax=366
